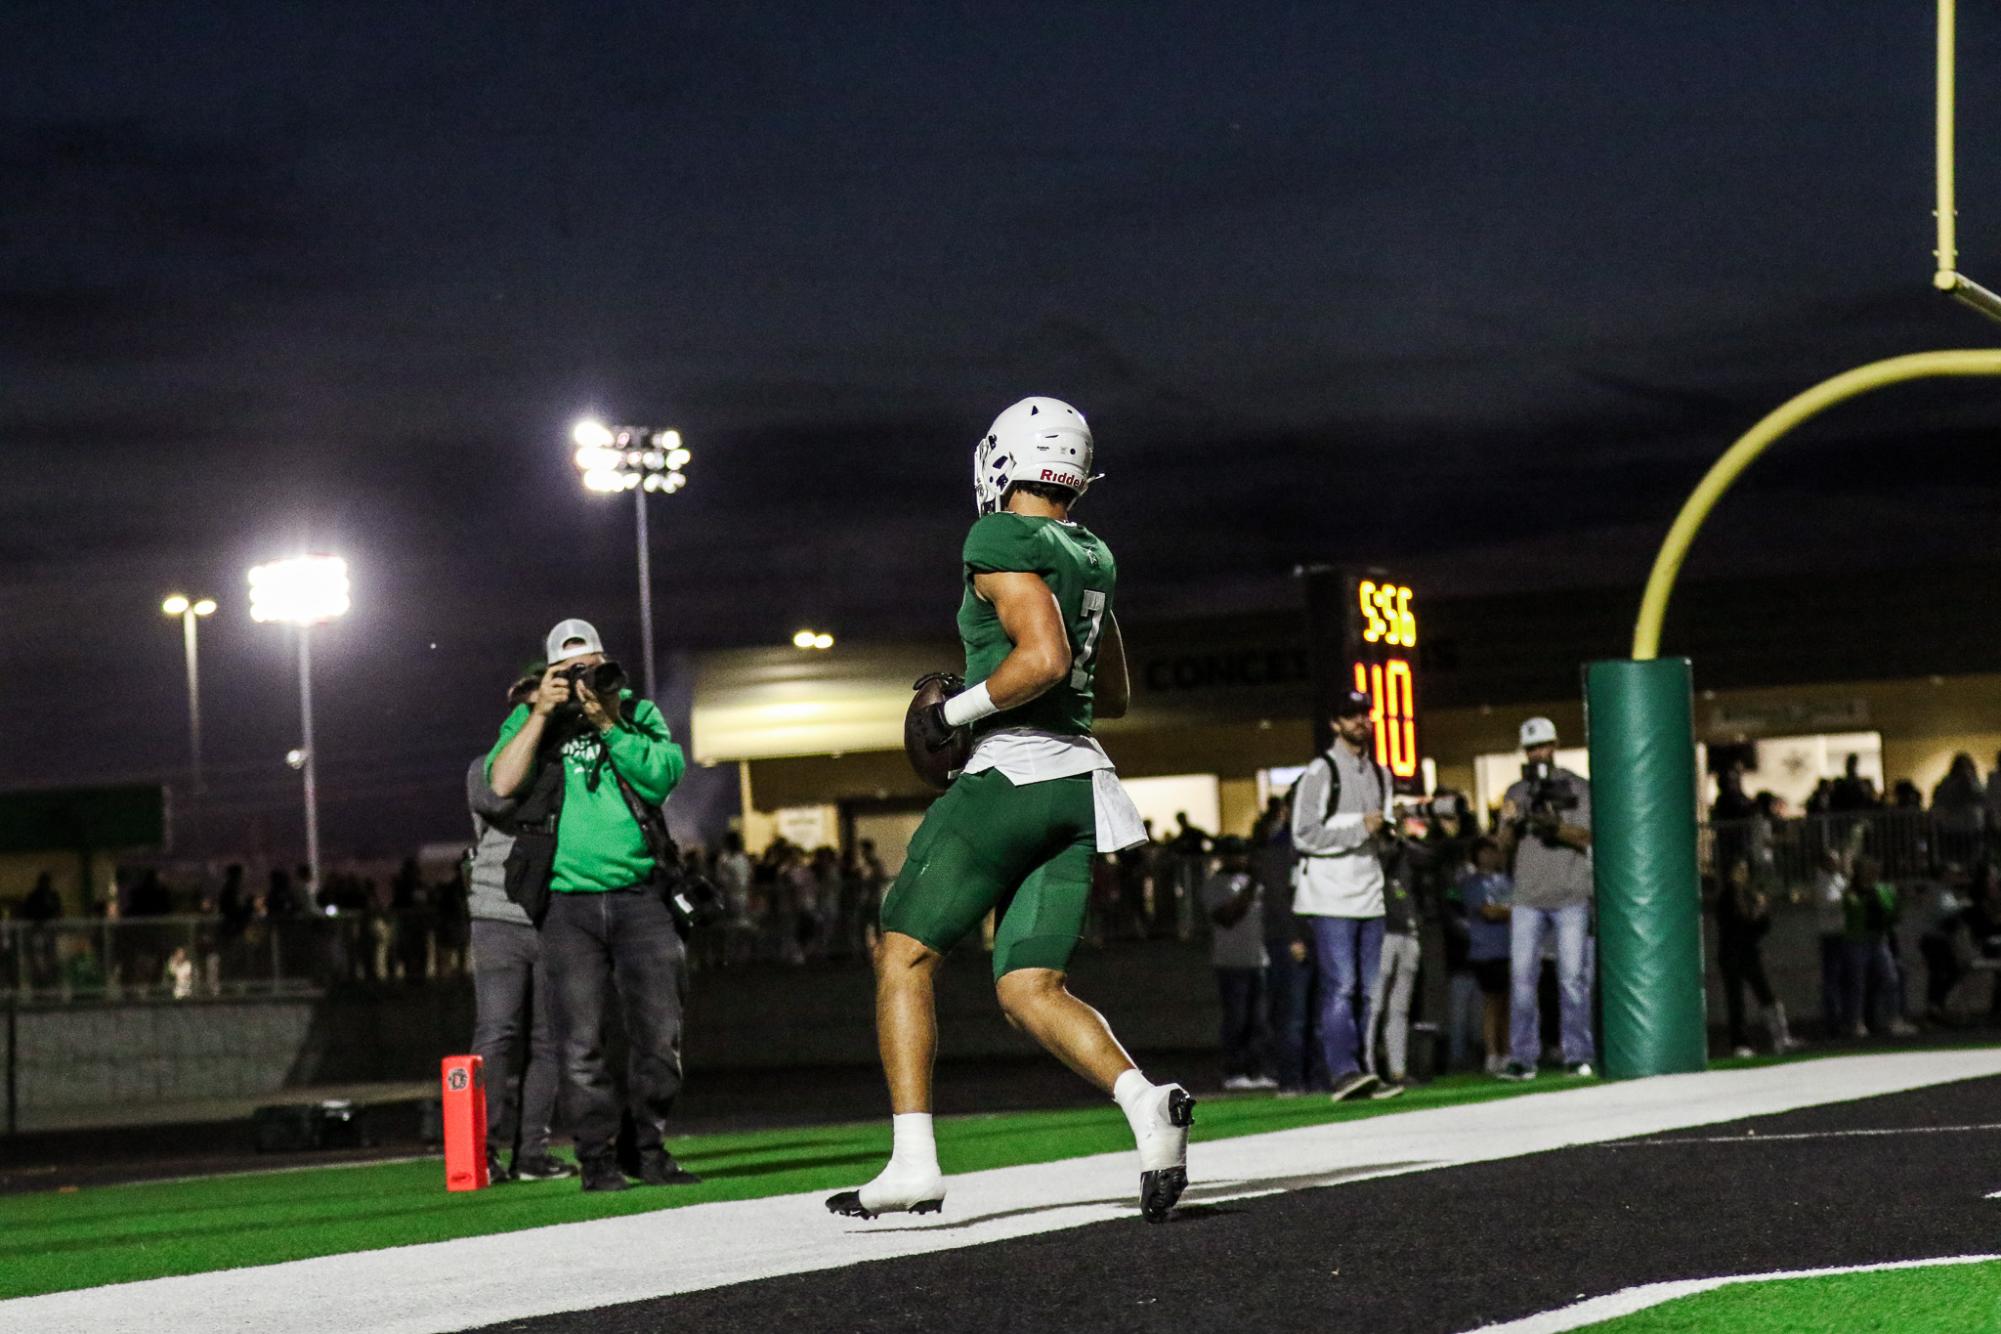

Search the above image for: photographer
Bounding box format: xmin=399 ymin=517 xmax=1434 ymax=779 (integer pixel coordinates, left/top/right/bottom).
xmin=487 ymin=618 xmax=695 ymax=1192
xmin=1496 ymin=717 xmax=1595 ymax=1080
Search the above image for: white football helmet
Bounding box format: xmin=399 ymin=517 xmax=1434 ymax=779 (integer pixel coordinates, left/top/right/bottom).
xmin=973 ymin=396 xmax=1095 ymax=514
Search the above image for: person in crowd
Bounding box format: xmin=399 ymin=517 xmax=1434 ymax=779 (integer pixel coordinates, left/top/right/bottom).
xmin=1918 ymin=861 xmax=2001 ymax=1022
xmin=463 ymin=668 xmax=577 ymax=1184
xmin=1201 ymin=837 xmax=1274 ymax=1090
xmin=1253 ymin=795 xmax=1312 ymax=1095
xmin=1713 ymin=855 xmax=1799 ymax=1057
xmin=487 ymin=618 xmax=696 ymax=1192
xmin=1830 ymin=755 xmax=1880 ymax=813
xmin=392 ymin=857 xmax=430 ymax=983
xmin=165 ymin=945 xmax=195 ymax=999
xmin=1365 ymin=836 xmax=1422 ymax=1098
xmin=1842 ymin=855 xmax=1912 ymax=1038
xmin=1812 ymin=849 xmax=1851 ymax=1037
xmin=1454 ymin=837 xmax=1514 ymax=1074
xmin=1931 ymin=754 xmax=1988 ymax=870
xmin=21 ymin=871 xmax=62 ymax=990
xmin=1167 ymin=812 xmax=1212 ymax=942
xmin=1987 ymin=750 xmax=2001 ymax=856
xmin=1291 ymin=689 xmax=1393 ymax=1102
xmin=1497 ymin=717 xmax=1595 ymax=1081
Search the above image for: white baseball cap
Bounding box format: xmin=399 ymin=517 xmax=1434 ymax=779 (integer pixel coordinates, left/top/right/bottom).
xmin=544 ymin=618 xmax=605 ymax=665
xmin=1519 ymin=716 xmax=1559 ymax=748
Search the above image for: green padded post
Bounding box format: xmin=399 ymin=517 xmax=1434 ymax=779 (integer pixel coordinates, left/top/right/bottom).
xmin=1585 ymin=658 xmax=1708 ymax=1078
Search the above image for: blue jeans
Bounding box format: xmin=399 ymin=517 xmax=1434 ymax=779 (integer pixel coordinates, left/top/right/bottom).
xmin=1264 ymin=940 xmax=1312 ymax=1090
xmin=541 ymin=887 xmax=689 ymax=1161
xmin=1215 ymin=967 xmax=1267 ymax=1078
xmin=1844 ymin=936 xmax=1898 ymax=1033
xmin=1509 ymin=902 xmax=1594 ymax=1067
xmin=1308 ymin=916 xmax=1384 ymax=1080
xmin=1819 ymin=933 xmax=1848 ymax=1032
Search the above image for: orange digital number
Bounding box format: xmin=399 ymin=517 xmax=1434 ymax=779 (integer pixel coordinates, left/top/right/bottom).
xmin=1354 ymin=658 xmax=1420 ymax=780
xmin=1357 ymin=580 xmax=1387 ymax=644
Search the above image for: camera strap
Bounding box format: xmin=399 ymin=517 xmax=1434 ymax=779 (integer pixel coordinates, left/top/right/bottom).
xmin=597 ymin=739 xmax=681 ymax=884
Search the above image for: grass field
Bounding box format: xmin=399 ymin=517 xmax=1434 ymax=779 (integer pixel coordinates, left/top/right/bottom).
xmin=1583 ymin=1259 xmax=2001 ymax=1332
xmin=0 ymin=1068 xmax=1573 ymax=1300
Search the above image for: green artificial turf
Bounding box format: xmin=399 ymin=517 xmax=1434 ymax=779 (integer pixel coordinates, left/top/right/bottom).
xmin=0 ymin=1070 xmax=1565 ymax=1300
xmin=1581 ymin=1259 xmax=2001 ymax=1332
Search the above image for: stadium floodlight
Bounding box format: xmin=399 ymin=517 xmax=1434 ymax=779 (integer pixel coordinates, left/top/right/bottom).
xmin=247 ymin=554 xmax=350 ymax=898
xmin=248 ymin=555 xmax=351 ymax=625
xmin=569 ymin=416 xmax=695 ymax=701
xmin=792 ymin=629 xmax=835 ymax=651
xmin=161 ymin=591 xmax=220 ymax=814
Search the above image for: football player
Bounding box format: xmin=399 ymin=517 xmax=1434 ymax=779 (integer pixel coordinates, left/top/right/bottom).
xmin=826 ymin=397 xmax=1195 ymax=1226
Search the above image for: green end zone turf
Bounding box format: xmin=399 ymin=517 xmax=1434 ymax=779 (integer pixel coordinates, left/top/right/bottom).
xmin=0 ymin=1071 xmax=1563 ymax=1300
xmin=1580 ymin=1259 xmax=2001 ymax=1332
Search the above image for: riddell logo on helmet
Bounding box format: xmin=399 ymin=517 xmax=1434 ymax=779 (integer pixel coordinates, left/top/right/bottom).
xmin=1040 ymin=469 xmax=1083 ymax=486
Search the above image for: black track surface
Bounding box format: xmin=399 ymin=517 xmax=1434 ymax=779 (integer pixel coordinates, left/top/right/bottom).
xmin=473 ymin=1074 xmax=2001 ymax=1334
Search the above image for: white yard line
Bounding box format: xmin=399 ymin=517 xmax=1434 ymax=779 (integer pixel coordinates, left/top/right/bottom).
xmin=1469 ymin=1253 xmax=2001 ymax=1333
xmin=1602 ymin=1121 xmax=2001 ymax=1147
xmin=8 ymin=1049 xmax=2001 ymax=1334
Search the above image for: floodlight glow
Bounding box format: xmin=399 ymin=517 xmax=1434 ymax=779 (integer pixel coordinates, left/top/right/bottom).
xmin=572 ymin=418 xmax=614 ymax=449
xmin=813 ymin=633 xmax=834 ymax=650
xmin=162 ymin=595 xmax=191 ymax=615
xmin=286 ymin=748 xmax=307 ymax=770
xmin=622 ymin=473 xmax=641 ymax=490
xmin=665 ymin=448 xmax=692 ymax=468
xmin=574 ymin=446 xmax=622 ymax=471
xmin=582 ymin=469 xmax=624 ymax=492
xmin=192 ymin=599 xmax=217 ymax=616
xmin=793 ymin=630 xmax=816 ymax=649
xmin=247 ymin=555 xmax=350 ymax=625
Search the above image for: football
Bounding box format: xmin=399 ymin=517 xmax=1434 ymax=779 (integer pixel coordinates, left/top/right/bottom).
xmin=905 ymin=672 xmax=973 ymax=789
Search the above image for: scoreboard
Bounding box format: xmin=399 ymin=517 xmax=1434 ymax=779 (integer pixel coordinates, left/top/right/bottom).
xmin=1346 ymin=574 xmax=1424 ymax=794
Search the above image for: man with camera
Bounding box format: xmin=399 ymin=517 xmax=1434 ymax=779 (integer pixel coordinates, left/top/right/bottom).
xmin=1497 ymin=717 xmax=1594 ymax=1080
xmin=487 ymin=618 xmax=695 ymax=1191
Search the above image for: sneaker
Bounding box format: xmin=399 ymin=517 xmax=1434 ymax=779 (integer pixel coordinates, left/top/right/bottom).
xmin=1565 ymin=1061 xmax=1596 ymax=1078
xmin=1887 ymin=1018 xmax=1918 ymax=1037
xmin=1484 ymin=1054 xmax=1506 ymax=1076
xmin=1369 ymin=1078 xmax=1408 ymax=1100
xmin=485 ymin=1153 xmax=513 ymax=1185
xmin=1497 ymin=1062 xmax=1537 ymax=1082
xmin=1246 ymin=1074 xmax=1279 ymax=1090
xmin=511 ymin=1154 xmax=577 ymax=1181
xmin=1275 ymin=1085 xmax=1306 ymax=1099
xmin=579 ymin=1157 xmax=629 ymax=1192
xmin=1221 ymin=1074 xmax=1258 ymax=1091
xmin=1329 ymin=1071 xmax=1379 ymax=1102
xmin=1730 ymin=1045 xmax=1755 ymax=1060
xmin=637 ymin=1148 xmax=702 ymax=1187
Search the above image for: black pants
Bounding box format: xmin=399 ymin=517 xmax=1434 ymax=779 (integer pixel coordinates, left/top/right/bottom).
xmin=1719 ymin=940 xmax=1775 ymax=1049
xmin=1215 ymin=966 xmax=1267 ymax=1078
xmin=541 ymin=887 xmax=688 ymax=1161
xmin=470 ymin=919 xmax=558 ymax=1163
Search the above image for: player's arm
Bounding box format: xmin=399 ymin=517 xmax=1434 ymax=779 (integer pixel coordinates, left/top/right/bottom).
xmin=970 ymin=570 xmax=1072 ymax=706
xmin=1095 ymin=613 xmax=1130 ymax=720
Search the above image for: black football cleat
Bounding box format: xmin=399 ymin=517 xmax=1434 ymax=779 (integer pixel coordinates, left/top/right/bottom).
xmin=1140 ymin=1166 xmax=1189 ymax=1224
xmin=825 ymin=1190 xmax=944 ymax=1220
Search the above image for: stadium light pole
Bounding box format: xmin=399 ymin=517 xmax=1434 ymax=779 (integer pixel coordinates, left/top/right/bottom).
xmin=571 ymin=417 xmax=692 ymax=702
xmin=160 ymin=594 xmax=218 ymax=805
xmin=247 ymin=555 xmax=351 ymax=898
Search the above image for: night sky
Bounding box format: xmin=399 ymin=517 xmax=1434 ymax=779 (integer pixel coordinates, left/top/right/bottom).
xmin=5 ymin=3 xmax=2000 ymax=855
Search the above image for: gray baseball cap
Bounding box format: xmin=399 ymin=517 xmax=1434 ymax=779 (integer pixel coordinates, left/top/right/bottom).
xmin=544 ymin=618 xmax=605 ymax=665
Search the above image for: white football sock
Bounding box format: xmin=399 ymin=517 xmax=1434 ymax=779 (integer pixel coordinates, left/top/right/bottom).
xmin=1113 ymin=1068 xmax=1156 ymax=1130
xmin=856 ymin=1113 xmax=942 ymax=1211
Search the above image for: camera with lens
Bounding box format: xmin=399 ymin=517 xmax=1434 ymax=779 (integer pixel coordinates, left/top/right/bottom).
xmin=1517 ymin=759 xmax=1579 ymax=846
xmin=552 ymin=658 xmax=629 ymax=721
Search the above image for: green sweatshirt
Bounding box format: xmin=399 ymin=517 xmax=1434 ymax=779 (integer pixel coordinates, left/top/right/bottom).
xmin=485 ymin=696 xmax=686 ymax=893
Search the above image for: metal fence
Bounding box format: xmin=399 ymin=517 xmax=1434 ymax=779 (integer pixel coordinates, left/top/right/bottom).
xmin=0 ymin=912 xmax=469 ymax=1003
xmin=1701 ymin=807 xmax=1990 ymax=895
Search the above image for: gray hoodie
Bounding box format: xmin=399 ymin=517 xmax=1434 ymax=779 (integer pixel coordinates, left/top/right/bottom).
xmin=466 ymin=757 xmax=531 ymax=926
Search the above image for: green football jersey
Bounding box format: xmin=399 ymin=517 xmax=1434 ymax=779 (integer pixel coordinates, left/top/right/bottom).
xmin=958 ymin=512 xmax=1116 ymax=738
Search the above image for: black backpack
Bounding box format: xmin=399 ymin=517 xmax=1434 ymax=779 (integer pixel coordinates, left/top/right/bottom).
xmin=1317 ymin=748 xmax=1387 ymax=826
